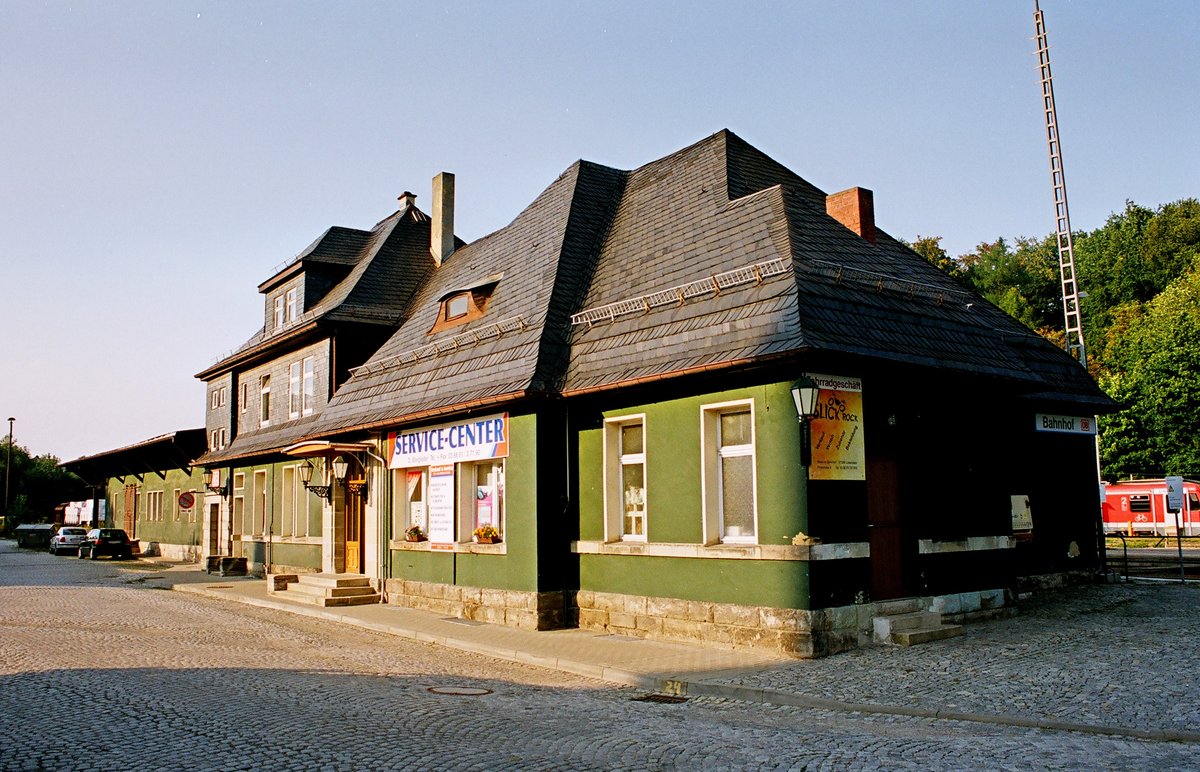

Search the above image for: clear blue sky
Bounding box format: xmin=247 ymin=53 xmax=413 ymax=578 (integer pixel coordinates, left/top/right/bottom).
xmin=2 ymin=1 xmax=1196 ymax=461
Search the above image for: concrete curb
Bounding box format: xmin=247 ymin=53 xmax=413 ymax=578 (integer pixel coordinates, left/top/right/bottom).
xmin=173 ymin=583 xmax=1200 ymax=745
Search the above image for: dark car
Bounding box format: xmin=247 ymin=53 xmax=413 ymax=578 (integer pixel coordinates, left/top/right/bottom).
xmin=49 ymin=526 xmax=89 ymax=555
xmin=78 ymin=528 xmax=133 ymax=560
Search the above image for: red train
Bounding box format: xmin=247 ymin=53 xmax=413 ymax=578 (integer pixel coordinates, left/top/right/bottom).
xmin=1102 ymin=478 xmax=1200 ymax=536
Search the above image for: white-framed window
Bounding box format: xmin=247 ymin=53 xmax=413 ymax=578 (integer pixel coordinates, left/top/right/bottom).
xmin=240 ymin=382 xmax=248 ymax=413
xmin=393 ymin=467 xmax=428 ymax=537
xmin=604 ymin=415 xmax=646 ymax=541
xmin=446 ymin=293 xmax=470 ymax=319
xmin=285 ymin=287 xmax=299 ymax=322
xmin=219 ymin=386 xmax=227 ymax=407
xmin=288 ymin=361 xmax=301 ymax=419
xmin=173 ymin=488 xmax=181 ymax=521
xmin=702 ymin=400 xmax=757 ymax=544
xmin=252 ymin=470 xmax=267 ymax=536
xmin=232 ymin=473 xmax=245 ymax=537
xmin=146 ymin=490 xmax=164 ymax=523
xmin=459 ymin=459 xmax=504 ymax=539
xmin=210 ymin=390 xmax=219 ymax=409
xmin=260 ymin=375 xmax=271 ymax=427
xmin=281 ymin=465 xmax=295 ymax=537
xmin=219 ymin=428 xmax=227 ymax=449
xmin=302 ymin=356 xmax=315 ymax=415
xmin=273 ymin=295 xmax=285 ymax=328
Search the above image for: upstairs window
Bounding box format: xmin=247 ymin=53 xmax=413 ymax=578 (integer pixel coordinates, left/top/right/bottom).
xmin=289 ymin=362 xmax=302 ymax=419
xmin=285 ymin=287 xmax=299 ymax=322
xmin=302 ymin=356 xmax=315 ymax=415
xmin=430 ymin=277 xmax=500 ymax=334
xmin=273 ymin=296 xmax=285 ymax=329
xmin=260 ymin=374 xmax=271 ymax=427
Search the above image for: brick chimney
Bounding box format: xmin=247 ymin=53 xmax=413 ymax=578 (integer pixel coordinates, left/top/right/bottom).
xmin=826 ymin=187 xmax=876 ymax=244
xmin=431 ymin=172 xmax=455 ymax=267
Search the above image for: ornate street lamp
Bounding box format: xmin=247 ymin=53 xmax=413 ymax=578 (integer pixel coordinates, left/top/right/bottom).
xmin=790 ymin=376 xmax=821 ymax=468
xmin=298 ymin=460 xmax=333 ymax=502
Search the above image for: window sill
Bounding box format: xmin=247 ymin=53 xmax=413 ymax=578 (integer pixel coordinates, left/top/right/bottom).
xmin=572 ymin=540 xmax=870 ymax=561
xmin=390 ymin=539 xmax=506 ymax=555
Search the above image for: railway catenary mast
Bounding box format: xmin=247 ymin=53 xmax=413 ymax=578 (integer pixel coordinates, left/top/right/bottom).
xmin=1033 ymin=0 xmax=1087 ymax=368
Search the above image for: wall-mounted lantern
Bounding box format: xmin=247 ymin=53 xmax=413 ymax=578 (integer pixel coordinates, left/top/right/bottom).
xmin=299 ymin=460 xmax=333 ymax=502
xmin=204 ymin=468 xmax=230 ymax=498
xmin=790 ymin=375 xmax=821 ymax=468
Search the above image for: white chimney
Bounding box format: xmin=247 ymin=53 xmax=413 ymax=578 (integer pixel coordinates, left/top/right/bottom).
xmin=431 ymin=172 xmax=455 ymax=267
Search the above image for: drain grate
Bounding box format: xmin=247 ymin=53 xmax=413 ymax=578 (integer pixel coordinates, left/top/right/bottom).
xmin=631 ymin=693 xmax=688 ymax=704
xmin=428 ymin=686 xmax=493 ymax=696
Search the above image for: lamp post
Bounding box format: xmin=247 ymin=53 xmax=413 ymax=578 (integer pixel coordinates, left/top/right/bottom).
xmin=299 ymin=460 xmax=333 ymax=502
xmin=5 ymin=417 xmax=13 ymax=518
xmin=790 ymin=377 xmax=821 ymax=468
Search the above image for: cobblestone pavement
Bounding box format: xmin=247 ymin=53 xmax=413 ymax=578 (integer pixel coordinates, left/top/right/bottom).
xmin=2 ymin=541 xmax=1198 ymax=770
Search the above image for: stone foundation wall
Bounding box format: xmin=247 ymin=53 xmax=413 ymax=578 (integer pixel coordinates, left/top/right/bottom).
xmin=577 ymin=587 xmax=1015 ymax=658
xmin=385 ymin=579 xmax=569 ymax=631
xmin=146 ymin=542 xmax=202 ymax=563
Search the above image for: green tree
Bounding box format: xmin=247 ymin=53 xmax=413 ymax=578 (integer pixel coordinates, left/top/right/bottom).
xmin=1 ymin=440 xmax=86 ymax=532
xmin=1099 ymin=259 xmax=1200 ymax=477
xmin=958 ymin=236 xmax=1061 ymax=333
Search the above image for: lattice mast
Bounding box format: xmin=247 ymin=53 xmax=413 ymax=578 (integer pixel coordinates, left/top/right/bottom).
xmin=1034 ymin=0 xmax=1087 ymax=368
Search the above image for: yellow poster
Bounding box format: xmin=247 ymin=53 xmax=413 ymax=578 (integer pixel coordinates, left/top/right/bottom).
xmin=807 ymin=374 xmax=864 ymax=481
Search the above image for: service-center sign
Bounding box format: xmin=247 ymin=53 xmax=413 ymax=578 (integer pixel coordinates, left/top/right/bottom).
xmin=388 ymin=413 xmax=509 ymax=468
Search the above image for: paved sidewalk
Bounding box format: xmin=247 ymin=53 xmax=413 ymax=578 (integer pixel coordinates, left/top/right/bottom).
xmin=159 ymin=563 xmax=1200 ymax=746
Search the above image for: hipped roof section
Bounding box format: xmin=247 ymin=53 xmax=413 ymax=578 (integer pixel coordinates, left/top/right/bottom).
xmin=196 ymin=202 xmax=437 ymax=380
xmin=276 ymin=128 xmax=1110 ymax=445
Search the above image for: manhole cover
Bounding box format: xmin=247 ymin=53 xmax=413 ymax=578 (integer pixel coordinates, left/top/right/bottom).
xmin=631 ymin=693 xmax=688 ymax=704
xmin=427 ymin=686 xmax=493 ymax=696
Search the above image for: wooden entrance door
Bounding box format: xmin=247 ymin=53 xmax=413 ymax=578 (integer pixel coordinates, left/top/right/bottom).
xmin=867 ymin=456 xmax=905 ymax=600
xmin=207 ymin=503 xmax=221 ymax=555
xmin=344 ymin=483 xmax=365 ymax=574
xmin=123 ymin=484 xmax=138 ymax=537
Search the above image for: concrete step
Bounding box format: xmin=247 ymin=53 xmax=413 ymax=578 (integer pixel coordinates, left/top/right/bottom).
xmin=873 ymin=611 xmax=941 ymax=639
xmin=873 ymin=598 xmax=925 ymax=616
xmin=892 ymin=624 xmax=964 ymax=646
xmin=276 ymin=573 xmax=380 ymax=607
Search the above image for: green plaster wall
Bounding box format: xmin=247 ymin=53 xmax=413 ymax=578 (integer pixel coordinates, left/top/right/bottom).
xmin=107 ymin=469 xmax=206 ymax=548
xmin=231 ymin=460 xmax=322 ymax=572
xmin=389 ymin=411 xmax=540 ymax=593
xmin=577 ymin=381 xmax=813 ymax=609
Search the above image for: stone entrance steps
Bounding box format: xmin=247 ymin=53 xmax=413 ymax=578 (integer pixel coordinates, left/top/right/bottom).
xmin=872 ymin=599 xmax=963 ymax=647
xmin=276 ymin=573 xmax=380 ymax=607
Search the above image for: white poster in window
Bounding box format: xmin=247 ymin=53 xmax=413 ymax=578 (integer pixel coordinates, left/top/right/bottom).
xmin=476 ymin=488 xmax=493 ymax=526
xmin=409 ymin=502 xmax=426 ymax=530
xmin=427 ymin=464 xmax=456 ymax=546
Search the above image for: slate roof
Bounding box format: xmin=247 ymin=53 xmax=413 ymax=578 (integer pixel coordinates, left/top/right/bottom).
xmin=62 ymin=429 xmax=206 ymax=484
xmin=196 ymin=202 xmax=436 ymax=380
xmin=207 ymin=129 xmax=1110 ymax=457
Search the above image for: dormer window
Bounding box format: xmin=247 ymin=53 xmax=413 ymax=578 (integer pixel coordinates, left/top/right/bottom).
xmin=446 ymin=293 xmax=470 ymax=320
xmin=273 ymin=296 xmax=285 ymax=328
xmin=285 ymin=288 xmax=299 ymax=322
xmin=430 ymin=275 xmax=501 ymax=334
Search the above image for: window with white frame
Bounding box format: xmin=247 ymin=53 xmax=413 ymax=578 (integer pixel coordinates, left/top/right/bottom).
xmin=281 ymin=465 xmax=295 ymax=537
xmin=173 ymin=488 xmax=181 ymax=521
xmin=219 ymin=428 xmax=226 ymax=449
xmin=285 ymin=287 xmax=299 ymax=322
xmin=210 ymin=390 xmax=219 ymax=409
xmin=604 ymin=416 xmax=646 ymax=541
xmin=240 ymin=382 xmax=248 ymax=412
xmin=260 ymin=375 xmax=271 ymax=427
xmin=459 ymin=459 xmax=504 ymax=538
xmin=301 ymin=357 xmax=315 ymax=415
xmin=210 ymin=430 xmax=218 ymax=451
xmin=393 ymin=468 xmax=428 ymax=537
xmin=288 ymin=361 xmax=301 ymax=419
xmin=273 ymin=296 xmax=285 ymax=328
xmin=219 ymin=386 xmax=227 ymax=407
xmin=232 ymin=473 xmax=245 ymax=537
xmin=252 ymin=470 xmax=267 ymax=536
xmin=146 ymin=490 xmax=163 ymax=523
xmin=702 ymin=402 xmax=757 ymax=543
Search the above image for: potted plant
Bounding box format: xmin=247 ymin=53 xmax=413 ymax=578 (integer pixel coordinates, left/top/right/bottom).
xmin=472 ymin=524 xmax=501 ymax=544
xmin=405 ymin=525 xmax=427 ymax=543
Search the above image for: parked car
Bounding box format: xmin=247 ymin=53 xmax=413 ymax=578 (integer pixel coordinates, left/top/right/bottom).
xmin=14 ymin=523 xmax=54 ymax=548
xmin=49 ymin=526 xmax=89 ymax=555
xmin=78 ymin=528 xmax=133 ymax=560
